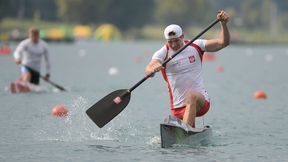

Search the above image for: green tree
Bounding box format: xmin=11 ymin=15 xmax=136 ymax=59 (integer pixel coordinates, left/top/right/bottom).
xmin=154 ymin=0 xmax=209 ymax=27
xmin=240 ymin=0 xmax=262 ymax=29
xmin=104 ymin=0 xmax=155 ymax=30
xmin=57 ymin=0 xmax=110 ymax=23
xmin=57 ymin=0 xmax=155 ymax=30
xmin=0 ymin=0 xmax=6 ymax=21
xmin=0 ymin=0 xmax=57 ymax=21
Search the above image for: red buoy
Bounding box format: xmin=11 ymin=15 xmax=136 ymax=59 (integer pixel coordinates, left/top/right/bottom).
xmin=203 ymin=52 xmax=217 ymax=62
xmin=216 ymin=65 xmax=224 ymax=73
xmin=0 ymin=47 xmax=11 ymax=55
xmin=52 ymin=104 xmax=69 ymax=117
xmin=254 ymin=90 xmax=267 ymax=99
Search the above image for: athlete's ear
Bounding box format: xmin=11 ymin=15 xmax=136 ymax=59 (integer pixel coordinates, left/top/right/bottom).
xmin=180 ymin=35 xmax=184 ymax=39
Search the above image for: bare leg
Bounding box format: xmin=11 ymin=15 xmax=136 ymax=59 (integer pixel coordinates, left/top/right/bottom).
xmin=20 ymin=71 xmax=31 ymax=83
xmin=12 ymin=72 xmax=31 ymax=93
xmin=182 ymin=91 xmax=206 ymax=127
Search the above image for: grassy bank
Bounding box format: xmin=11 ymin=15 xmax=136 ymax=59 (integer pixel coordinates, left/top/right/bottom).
xmin=1 ymin=18 xmax=288 ymax=44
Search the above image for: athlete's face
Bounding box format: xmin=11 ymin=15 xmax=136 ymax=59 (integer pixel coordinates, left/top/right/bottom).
xmin=167 ymin=37 xmax=184 ymax=51
xmin=29 ymin=29 xmax=39 ymax=43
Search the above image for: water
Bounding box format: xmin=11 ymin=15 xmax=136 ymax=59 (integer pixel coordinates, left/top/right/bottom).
xmin=1 ymin=41 xmax=288 ymax=162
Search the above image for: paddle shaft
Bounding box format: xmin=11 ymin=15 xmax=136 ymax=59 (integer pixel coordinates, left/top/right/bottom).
xmin=129 ymin=19 xmax=220 ymax=93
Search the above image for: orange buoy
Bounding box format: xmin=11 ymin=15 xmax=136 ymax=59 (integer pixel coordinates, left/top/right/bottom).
xmin=254 ymin=90 xmax=267 ymax=99
xmin=52 ymin=104 xmax=69 ymax=117
xmin=133 ymin=55 xmax=144 ymax=63
xmin=203 ymin=52 xmax=217 ymax=62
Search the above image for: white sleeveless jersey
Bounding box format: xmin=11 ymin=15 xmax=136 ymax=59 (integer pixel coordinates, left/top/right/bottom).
xmin=14 ymin=38 xmax=50 ymax=73
xmin=152 ymin=39 xmax=210 ymax=109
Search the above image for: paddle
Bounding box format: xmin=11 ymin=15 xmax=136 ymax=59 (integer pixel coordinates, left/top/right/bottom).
xmin=24 ymin=65 xmax=66 ymax=91
xmin=86 ymin=19 xmax=220 ymax=128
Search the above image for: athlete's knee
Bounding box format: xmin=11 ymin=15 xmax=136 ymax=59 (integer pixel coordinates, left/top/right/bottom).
xmin=21 ymin=73 xmax=31 ymax=82
xmin=186 ymin=92 xmax=198 ymax=104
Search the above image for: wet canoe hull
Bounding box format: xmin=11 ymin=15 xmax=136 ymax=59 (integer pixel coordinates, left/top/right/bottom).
xmin=160 ymin=115 xmax=212 ymax=148
xmin=160 ymin=124 xmax=211 ymax=148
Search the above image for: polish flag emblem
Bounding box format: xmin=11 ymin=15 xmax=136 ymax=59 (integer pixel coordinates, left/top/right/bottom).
xmin=113 ymin=96 xmax=122 ymax=104
xmin=189 ymin=56 xmax=195 ymax=63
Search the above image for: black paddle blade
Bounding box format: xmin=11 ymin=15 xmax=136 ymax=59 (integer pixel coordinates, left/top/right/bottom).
xmin=86 ymin=89 xmax=131 ymax=128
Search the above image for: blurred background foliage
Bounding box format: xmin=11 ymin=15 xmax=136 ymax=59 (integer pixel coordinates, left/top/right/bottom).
xmin=0 ymin=0 xmax=288 ymax=43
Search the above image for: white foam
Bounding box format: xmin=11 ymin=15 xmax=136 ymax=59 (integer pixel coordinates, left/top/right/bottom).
xmin=245 ymin=48 xmax=253 ymax=56
xmin=265 ymin=54 xmax=273 ymax=62
xmin=78 ymin=49 xmax=87 ymax=57
xmin=108 ymin=67 xmax=119 ymax=76
xmin=146 ymin=136 xmax=161 ymax=146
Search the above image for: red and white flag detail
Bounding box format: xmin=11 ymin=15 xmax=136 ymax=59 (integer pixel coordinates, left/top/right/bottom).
xmin=188 ymin=55 xmax=195 ymax=63
xmin=113 ymin=96 xmax=122 ymax=104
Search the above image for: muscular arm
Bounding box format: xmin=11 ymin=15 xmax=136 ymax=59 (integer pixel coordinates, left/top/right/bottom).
xmin=205 ymin=10 xmax=230 ymax=52
xmin=13 ymin=42 xmax=25 ymax=64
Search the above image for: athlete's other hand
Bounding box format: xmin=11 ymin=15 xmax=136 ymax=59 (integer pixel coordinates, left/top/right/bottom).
xmin=217 ymin=10 xmax=229 ymax=24
xmin=44 ymin=73 xmax=50 ymax=81
xmin=152 ymin=64 xmax=163 ymax=73
xmin=15 ymin=58 xmax=21 ymax=65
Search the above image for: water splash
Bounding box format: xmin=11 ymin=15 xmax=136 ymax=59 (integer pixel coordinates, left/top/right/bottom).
xmin=35 ymin=96 xmax=102 ymax=141
xmin=146 ymin=136 xmax=161 ymax=146
xmin=35 ymin=95 xmax=144 ymax=142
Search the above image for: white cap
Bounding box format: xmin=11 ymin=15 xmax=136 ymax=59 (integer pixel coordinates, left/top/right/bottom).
xmin=164 ymin=24 xmax=183 ymax=40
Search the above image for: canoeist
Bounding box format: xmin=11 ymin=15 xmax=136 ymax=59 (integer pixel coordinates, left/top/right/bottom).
xmin=145 ymin=10 xmax=230 ymax=127
xmin=13 ymin=27 xmax=51 ymax=85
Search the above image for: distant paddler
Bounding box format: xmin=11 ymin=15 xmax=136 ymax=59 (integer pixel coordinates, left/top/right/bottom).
xmin=13 ymin=27 xmax=51 ymax=85
xmin=144 ymin=10 xmax=230 ymax=128
xmin=10 ymin=27 xmax=51 ymax=93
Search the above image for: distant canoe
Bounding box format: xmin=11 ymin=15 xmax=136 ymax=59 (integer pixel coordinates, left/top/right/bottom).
xmin=9 ymin=80 xmax=46 ymax=94
xmin=0 ymin=47 xmax=11 ymax=55
xmin=160 ymin=115 xmax=212 ymax=148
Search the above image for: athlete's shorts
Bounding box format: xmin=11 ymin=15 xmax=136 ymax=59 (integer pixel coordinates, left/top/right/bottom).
xmin=21 ymin=66 xmax=40 ymax=85
xmin=171 ymin=100 xmax=210 ymax=120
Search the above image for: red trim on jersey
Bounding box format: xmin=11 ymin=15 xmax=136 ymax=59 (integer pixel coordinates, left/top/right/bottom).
xmin=164 ymin=44 xmax=169 ymax=60
xmin=183 ymin=40 xmax=204 ymax=62
xmin=161 ymin=44 xmax=174 ymax=109
xmin=171 ymin=100 xmax=210 ymax=119
xmin=161 ymin=44 xmax=169 ymax=82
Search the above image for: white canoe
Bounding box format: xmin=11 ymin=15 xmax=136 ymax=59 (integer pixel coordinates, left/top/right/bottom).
xmin=160 ymin=115 xmax=212 ymax=148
